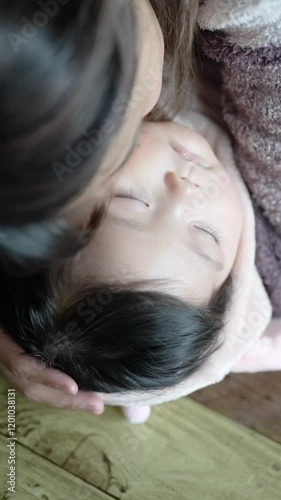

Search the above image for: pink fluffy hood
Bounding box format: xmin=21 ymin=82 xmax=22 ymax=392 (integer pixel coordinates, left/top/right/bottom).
xmin=99 ymin=111 xmax=272 ymax=409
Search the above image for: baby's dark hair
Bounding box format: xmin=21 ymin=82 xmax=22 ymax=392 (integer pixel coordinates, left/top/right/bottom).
xmin=0 ymin=268 xmax=232 ymax=393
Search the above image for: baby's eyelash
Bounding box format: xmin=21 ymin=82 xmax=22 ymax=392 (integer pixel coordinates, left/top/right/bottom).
xmin=114 ymin=188 xmax=150 ymax=207
xmin=205 ymin=225 xmax=223 ymax=243
xmin=193 ymin=224 xmax=223 ymax=244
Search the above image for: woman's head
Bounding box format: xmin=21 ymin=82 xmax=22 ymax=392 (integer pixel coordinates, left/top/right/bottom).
xmin=0 ymin=0 xmax=164 ymax=273
xmin=0 ymin=0 xmax=198 ymax=273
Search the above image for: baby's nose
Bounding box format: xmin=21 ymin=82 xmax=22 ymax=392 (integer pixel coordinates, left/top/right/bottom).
xmin=163 ymin=171 xmax=202 ymax=212
xmin=165 ymin=171 xmax=199 ymax=192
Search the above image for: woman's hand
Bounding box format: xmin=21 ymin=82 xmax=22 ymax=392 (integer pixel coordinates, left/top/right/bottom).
xmin=0 ymin=329 xmax=104 ymax=414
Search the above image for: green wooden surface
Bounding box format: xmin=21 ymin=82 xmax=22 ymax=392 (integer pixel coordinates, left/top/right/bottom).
xmin=0 ymin=435 xmax=115 ymax=500
xmin=1 ymin=376 xmax=281 ymax=500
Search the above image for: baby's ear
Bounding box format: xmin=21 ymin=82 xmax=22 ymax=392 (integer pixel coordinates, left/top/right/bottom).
xmin=122 ymin=406 xmax=151 ymax=424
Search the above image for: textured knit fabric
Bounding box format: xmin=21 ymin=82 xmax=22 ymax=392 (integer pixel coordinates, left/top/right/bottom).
xmin=198 ymin=0 xmax=281 ymax=315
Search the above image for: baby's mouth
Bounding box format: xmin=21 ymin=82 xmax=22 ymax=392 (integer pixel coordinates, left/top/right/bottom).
xmin=172 ymin=143 xmax=211 ymax=169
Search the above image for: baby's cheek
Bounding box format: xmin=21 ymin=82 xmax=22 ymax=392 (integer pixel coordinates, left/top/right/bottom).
xmin=221 ymin=183 xmax=243 ymax=219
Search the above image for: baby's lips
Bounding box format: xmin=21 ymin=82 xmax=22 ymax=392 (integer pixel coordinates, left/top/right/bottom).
xmin=172 ymin=143 xmax=211 ymax=168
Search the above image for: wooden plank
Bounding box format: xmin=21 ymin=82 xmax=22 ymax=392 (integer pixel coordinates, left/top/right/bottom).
xmin=0 ymin=435 xmax=116 ymax=500
xmin=192 ymin=372 xmax=281 ymax=444
xmin=1 ymin=376 xmax=281 ymax=500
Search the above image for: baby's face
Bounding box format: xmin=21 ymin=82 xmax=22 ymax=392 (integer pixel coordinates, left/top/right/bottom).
xmin=73 ymin=122 xmax=243 ymax=303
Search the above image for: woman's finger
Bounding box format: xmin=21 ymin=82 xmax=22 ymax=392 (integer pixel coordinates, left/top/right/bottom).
xmin=1 ymin=364 xmax=104 ymax=414
xmin=1 ymin=348 xmax=78 ymax=395
xmin=0 ymin=329 xmax=105 ymax=414
xmin=18 ymin=357 xmax=79 ymax=395
xmin=21 ymin=383 xmax=105 ymax=414
xmin=0 ymin=330 xmax=78 ymax=394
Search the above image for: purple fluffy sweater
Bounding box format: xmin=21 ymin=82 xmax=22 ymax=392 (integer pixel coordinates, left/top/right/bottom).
xmin=197 ymin=0 xmax=281 ymax=316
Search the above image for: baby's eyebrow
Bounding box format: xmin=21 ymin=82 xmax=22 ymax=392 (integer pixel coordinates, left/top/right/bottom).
xmin=189 ymin=244 xmax=224 ymax=271
xmin=85 ymin=202 xmax=109 ymax=232
xmin=108 ymin=212 xmax=148 ymax=231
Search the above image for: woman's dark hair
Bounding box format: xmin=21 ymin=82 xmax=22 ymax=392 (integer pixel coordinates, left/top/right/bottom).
xmin=0 ymin=269 xmax=232 ymax=393
xmin=0 ymin=0 xmax=199 ymax=274
xmin=0 ymin=0 xmax=136 ymax=273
